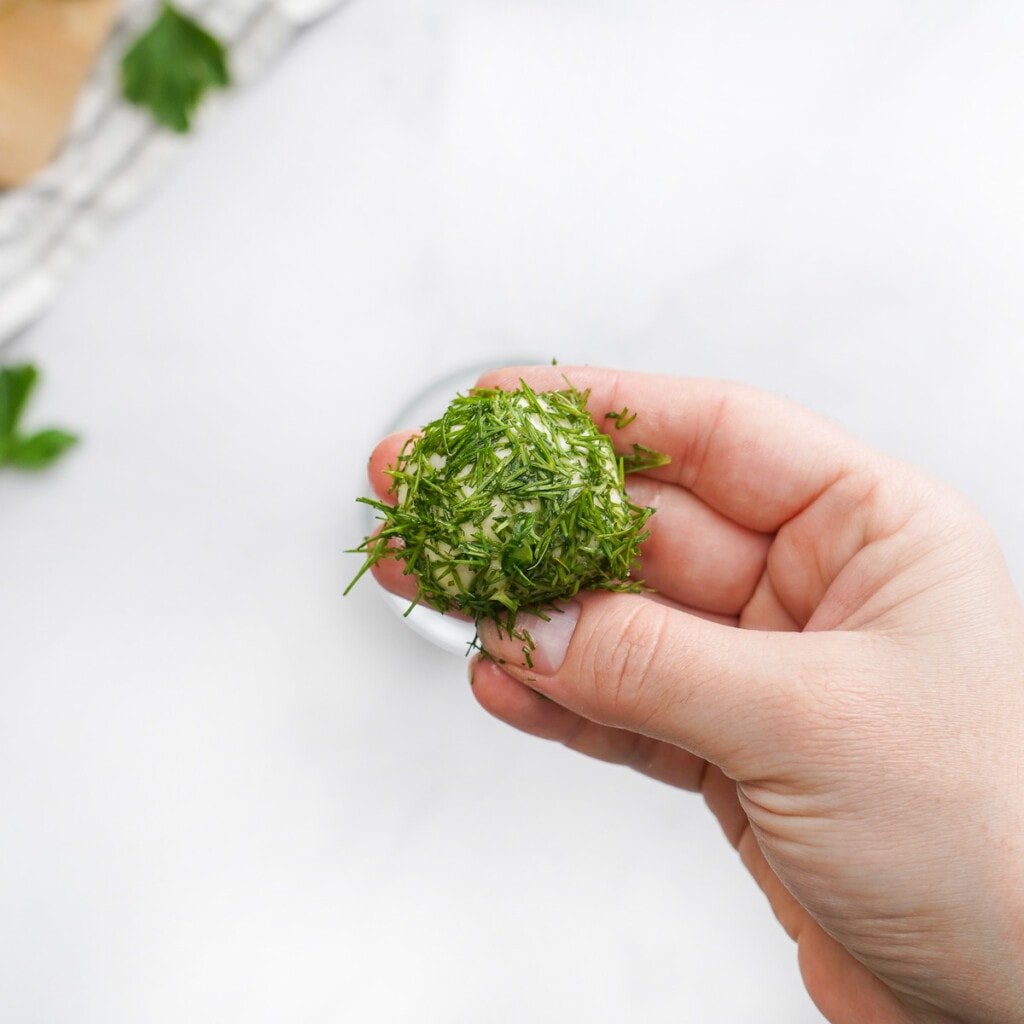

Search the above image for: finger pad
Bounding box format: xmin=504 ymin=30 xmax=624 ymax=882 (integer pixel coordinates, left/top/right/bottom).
xmin=370 ymin=556 xmax=419 ymax=601
xmin=472 ymin=659 xmax=574 ymax=738
xmin=368 ymin=431 xmax=417 ymax=504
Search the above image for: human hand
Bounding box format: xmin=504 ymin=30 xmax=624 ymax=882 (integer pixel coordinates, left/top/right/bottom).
xmin=367 ymin=365 xmax=1024 ymax=1024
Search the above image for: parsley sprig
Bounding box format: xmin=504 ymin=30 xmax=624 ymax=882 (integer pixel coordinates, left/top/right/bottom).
xmin=121 ymin=4 xmax=230 ymax=133
xmin=347 ymin=381 xmax=668 ymax=636
xmin=0 ymin=365 xmax=78 ymax=471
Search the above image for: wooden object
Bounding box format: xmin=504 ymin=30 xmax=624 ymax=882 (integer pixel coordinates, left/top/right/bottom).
xmin=0 ymin=0 xmax=118 ymax=187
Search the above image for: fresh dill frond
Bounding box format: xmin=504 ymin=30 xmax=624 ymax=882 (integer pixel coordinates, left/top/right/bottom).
xmin=346 ymin=380 xmax=669 ymax=636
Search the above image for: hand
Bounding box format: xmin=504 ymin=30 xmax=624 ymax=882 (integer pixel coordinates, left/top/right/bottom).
xmin=367 ymin=365 xmax=1024 ymax=1024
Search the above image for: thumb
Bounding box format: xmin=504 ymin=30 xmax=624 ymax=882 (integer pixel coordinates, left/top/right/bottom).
xmin=478 ymin=591 xmax=854 ymax=777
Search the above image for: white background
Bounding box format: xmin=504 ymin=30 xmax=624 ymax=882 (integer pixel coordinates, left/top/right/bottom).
xmin=3 ymin=2 xmax=1023 ymax=1021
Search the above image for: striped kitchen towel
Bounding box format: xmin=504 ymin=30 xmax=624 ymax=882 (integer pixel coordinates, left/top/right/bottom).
xmin=0 ymin=0 xmax=341 ymax=347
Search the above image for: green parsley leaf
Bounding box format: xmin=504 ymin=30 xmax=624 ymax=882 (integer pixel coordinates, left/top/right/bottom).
xmin=121 ymin=4 xmax=230 ymax=133
xmin=7 ymin=430 xmax=79 ymax=470
xmin=0 ymin=364 xmax=38 ymax=435
xmin=0 ymin=364 xmax=79 ymax=472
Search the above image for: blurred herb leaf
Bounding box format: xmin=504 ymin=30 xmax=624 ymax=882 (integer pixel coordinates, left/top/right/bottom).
xmin=8 ymin=430 xmax=79 ymax=470
xmin=121 ymin=4 xmax=230 ymax=133
xmin=0 ymin=365 xmax=78 ymax=472
xmin=0 ymin=363 xmax=38 ymax=435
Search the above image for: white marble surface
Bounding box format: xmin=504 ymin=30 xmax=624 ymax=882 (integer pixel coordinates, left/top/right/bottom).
xmin=3 ymin=2 xmax=1023 ymax=1021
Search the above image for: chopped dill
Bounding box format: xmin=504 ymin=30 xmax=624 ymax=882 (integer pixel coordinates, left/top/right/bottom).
xmin=346 ymin=380 xmax=669 ymax=637
xmin=605 ymin=407 xmax=637 ymax=429
xmin=622 ymin=443 xmax=672 ymax=473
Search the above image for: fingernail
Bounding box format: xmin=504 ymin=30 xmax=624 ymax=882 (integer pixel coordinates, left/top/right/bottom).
xmin=481 ymin=601 xmax=580 ymax=675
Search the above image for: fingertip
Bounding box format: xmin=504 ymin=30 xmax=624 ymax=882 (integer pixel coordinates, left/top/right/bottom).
xmin=469 ymin=656 xmax=524 ymax=714
xmin=474 ymin=364 xmax=564 ymax=391
xmin=470 ymin=656 xmax=571 ymax=737
xmin=368 ymin=430 xmax=418 ymax=504
xmin=368 ymin=547 xmax=418 ymax=602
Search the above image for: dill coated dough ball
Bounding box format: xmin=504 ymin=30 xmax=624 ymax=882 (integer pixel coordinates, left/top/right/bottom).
xmin=349 ymin=381 xmax=666 ymax=630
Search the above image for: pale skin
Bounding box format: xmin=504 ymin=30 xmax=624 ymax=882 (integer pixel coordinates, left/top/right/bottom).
xmin=367 ymin=365 xmax=1024 ymax=1024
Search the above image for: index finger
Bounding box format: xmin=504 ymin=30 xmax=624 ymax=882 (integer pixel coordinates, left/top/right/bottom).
xmin=475 ymin=365 xmax=872 ymax=533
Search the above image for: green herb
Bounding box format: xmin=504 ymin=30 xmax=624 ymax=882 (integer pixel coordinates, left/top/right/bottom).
xmin=622 ymin=443 xmax=672 ymax=473
xmin=605 ymin=407 xmax=637 ymax=429
xmin=0 ymin=365 xmax=78 ymax=471
xmin=346 ymin=380 xmax=669 ymax=637
xmin=121 ymin=4 xmax=230 ymax=133
xmin=521 ymin=628 xmax=537 ymax=669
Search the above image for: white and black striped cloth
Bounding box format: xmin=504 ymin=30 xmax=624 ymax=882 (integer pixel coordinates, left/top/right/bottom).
xmin=0 ymin=0 xmax=339 ymax=347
